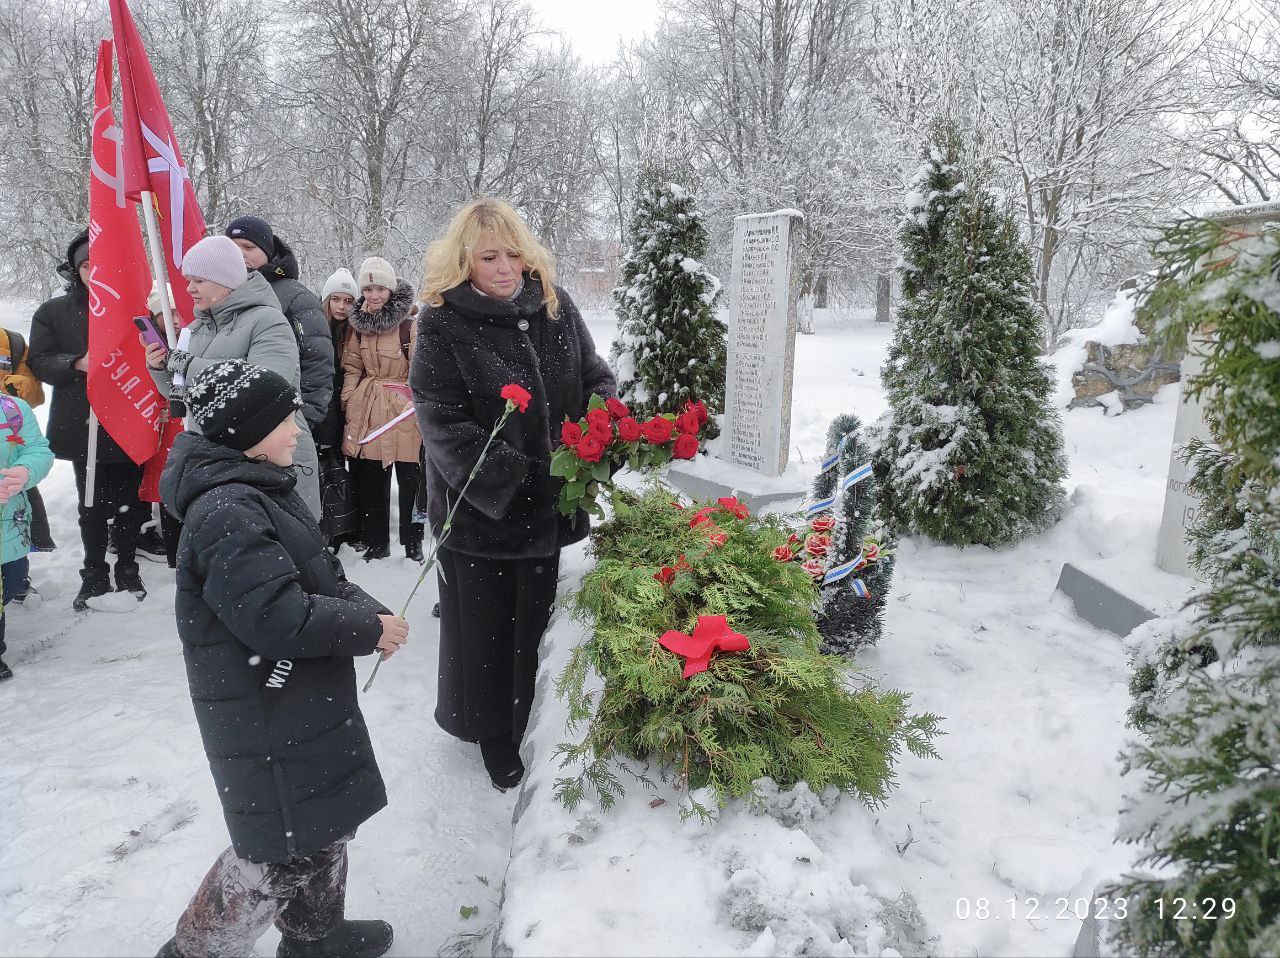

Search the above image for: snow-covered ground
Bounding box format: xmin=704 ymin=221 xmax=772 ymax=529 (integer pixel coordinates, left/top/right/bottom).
xmin=0 ymin=300 xmax=1185 ymax=956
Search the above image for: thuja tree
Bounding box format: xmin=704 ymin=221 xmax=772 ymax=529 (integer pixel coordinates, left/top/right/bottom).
xmin=812 ymin=415 xmax=894 ymax=655
xmin=609 ymin=169 xmax=725 ymax=437
xmin=1106 ymin=219 xmax=1280 ymax=958
xmin=876 ymin=181 xmax=1066 ymax=546
xmin=875 ymin=121 xmax=966 ymax=528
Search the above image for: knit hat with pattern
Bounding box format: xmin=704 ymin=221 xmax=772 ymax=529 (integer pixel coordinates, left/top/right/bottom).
xmin=224 ymin=215 xmax=276 ymax=257
xmin=186 ymin=360 xmax=300 ymax=452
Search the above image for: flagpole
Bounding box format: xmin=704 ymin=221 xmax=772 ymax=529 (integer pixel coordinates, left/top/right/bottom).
xmin=85 ymin=409 xmax=99 ymax=509
xmin=139 ymin=190 xmax=179 ymax=348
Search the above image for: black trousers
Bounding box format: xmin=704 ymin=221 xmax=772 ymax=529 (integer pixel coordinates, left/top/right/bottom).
xmin=171 ymin=837 xmax=349 ymax=953
xmin=26 ymin=486 xmax=54 ymax=551
xmin=348 ymin=457 xmax=421 ymax=549
xmin=160 ymin=503 xmax=182 ymax=568
xmin=435 ymin=546 xmax=560 ymax=743
xmin=71 ymin=458 xmax=145 ymax=572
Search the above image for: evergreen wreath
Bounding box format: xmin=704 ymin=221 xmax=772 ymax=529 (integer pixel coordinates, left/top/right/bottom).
xmin=811 ymin=415 xmax=895 ymax=654
xmin=554 ymin=485 xmax=941 ymax=819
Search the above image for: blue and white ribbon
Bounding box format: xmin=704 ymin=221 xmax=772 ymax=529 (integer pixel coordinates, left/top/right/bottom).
xmin=822 ymin=550 xmax=865 ymax=585
xmin=804 ymin=495 xmax=837 ymax=518
xmin=852 ymin=578 xmax=871 ymax=598
xmin=839 ymin=462 xmax=874 ymax=491
xmin=818 ymin=432 xmax=853 ymax=474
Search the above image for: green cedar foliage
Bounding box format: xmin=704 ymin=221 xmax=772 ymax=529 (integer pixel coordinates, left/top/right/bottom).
xmin=876 ymin=181 xmax=1066 ymax=546
xmin=554 ymin=485 xmax=941 ymax=818
xmin=812 ymin=415 xmax=895 ymax=655
xmin=609 ymin=170 xmax=725 ymax=438
xmin=1106 ymin=220 xmax=1280 ymax=958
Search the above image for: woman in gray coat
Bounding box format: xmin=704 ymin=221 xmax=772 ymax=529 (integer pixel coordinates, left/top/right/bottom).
xmin=144 ymin=235 xmax=322 ymax=519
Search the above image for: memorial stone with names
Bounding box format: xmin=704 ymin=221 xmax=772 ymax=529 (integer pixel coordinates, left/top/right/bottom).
xmin=722 ymin=210 xmax=803 ymax=477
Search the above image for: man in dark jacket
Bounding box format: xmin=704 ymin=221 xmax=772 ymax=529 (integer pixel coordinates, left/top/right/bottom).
xmin=28 ymin=230 xmax=147 ymax=609
xmin=155 ymin=360 xmax=404 ymax=958
xmin=225 ymin=215 xmax=334 ymax=432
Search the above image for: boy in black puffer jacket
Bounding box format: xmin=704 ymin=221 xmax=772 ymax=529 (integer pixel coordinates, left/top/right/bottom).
xmin=155 ymin=360 xmax=407 ymax=958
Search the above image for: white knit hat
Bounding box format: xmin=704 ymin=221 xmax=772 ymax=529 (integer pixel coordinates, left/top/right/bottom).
xmin=147 ymin=281 xmax=175 ymax=316
xmin=356 ymin=256 xmax=396 ymax=290
xmin=182 ymin=235 xmax=249 ymax=290
xmin=322 ymin=267 xmax=359 ymax=302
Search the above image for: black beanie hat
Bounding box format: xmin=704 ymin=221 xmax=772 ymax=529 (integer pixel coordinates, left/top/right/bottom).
xmin=224 ymin=215 xmax=275 ymax=258
xmin=186 ymin=360 xmax=300 ymax=452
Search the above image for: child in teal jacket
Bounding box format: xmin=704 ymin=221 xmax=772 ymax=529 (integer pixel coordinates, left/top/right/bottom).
xmin=0 ymin=393 xmax=54 ymax=680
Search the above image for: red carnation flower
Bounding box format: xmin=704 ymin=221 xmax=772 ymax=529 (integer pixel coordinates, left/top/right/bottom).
xmin=501 ymin=383 xmax=531 ymax=413
xmin=641 ymin=416 xmax=675 ymax=444
xmin=801 ymin=557 xmax=825 ymax=578
xmin=654 ymin=566 xmax=676 ymax=586
xmin=561 ymin=421 xmax=583 ymax=447
xmin=617 ymin=416 xmax=643 ymax=442
xmin=810 ymin=516 xmax=836 ymax=533
xmin=605 ymin=396 xmax=630 ymax=420
xmin=675 ymin=409 xmax=700 ymax=435
xmin=575 ymin=434 xmax=606 ymax=463
xmin=716 ymin=496 xmax=750 ymax=519
xmin=672 ymin=433 xmax=699 ymax=459
xmin=805 ymin=533 xmax=832 ymax=557
xmin=772 ymin=545 xmax=795 ymax=562
xmin=708 ymin=530 xmax=728 ymax=547
xmin=675 ymin=554 xmax=691 ymax=571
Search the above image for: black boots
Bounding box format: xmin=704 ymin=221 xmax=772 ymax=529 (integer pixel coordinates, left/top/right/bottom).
xmin=0 ymin=658 xmax=12 ymax=681
xmin=404 ymin=539 xmax=424 ymax=563
xmin=361 ymin=543 xmax=391 ymax=562
xmin=480 ymin=737 xmax=524 ymax=792
xmin=115 ymin=562 xmax=147 ymax=600
xmin=276 ymin=919 xmax=394 ymax=958
xmin=73 ymin=568 xmax=113 ymax=611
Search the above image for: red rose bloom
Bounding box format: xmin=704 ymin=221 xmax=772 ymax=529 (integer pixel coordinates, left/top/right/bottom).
xmin=788 ymin=532 xmax=802 ymax=545
xmin=617 ymin=416 xmax=643 ymax=442
xmin=575 ymin=434 xmax=605 ymax=463
xmin=810 ymin=517 xmax=836 ymax=533
xmin=716 ymin=496 xmax=750 ymax=519
xmin=501 ymin=383 xmax=531 ymax=413
xmin=605 ymin=397 xmax=630 ymax=420
xmin=675 ymin=409 xmax=700 ymax=435
xmin=587 ymin=419 xmax=613 ymax=444
xmin=654 ymin=566 xmax=676 ymax=585
xmin=672 ymin=433 xmax=699 ymax=459
xmin=686 ymin=399 xmax=709 ymax=425
xmin=641 ymin=416 xmax=675 ymax=444
xmin=772 ymin=545 xmax=794 ymax=562
xmin=708 ymin=531 xmax=728 ymax=547
xmin=805 ymin=533 xmax=832 ymax=557
xmin=561 ymin=421 xmax=583 ymax=447
xmin=801 ymin=557 xmax=825 ymax=578
xmin=586 ymin=407 xmax=611 ymax=430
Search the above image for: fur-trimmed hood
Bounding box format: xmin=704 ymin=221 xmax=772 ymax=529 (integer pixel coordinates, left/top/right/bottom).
xmin=349 ymin=279 xmax=415 ymax=334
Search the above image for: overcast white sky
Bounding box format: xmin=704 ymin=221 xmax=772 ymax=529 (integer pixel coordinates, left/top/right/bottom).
xmin=528 ymin=0 xmax=662 ymax=64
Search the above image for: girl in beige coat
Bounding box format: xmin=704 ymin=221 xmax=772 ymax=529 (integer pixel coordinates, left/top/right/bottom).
xmin=341 ymin=257 xmax=424 ymax=561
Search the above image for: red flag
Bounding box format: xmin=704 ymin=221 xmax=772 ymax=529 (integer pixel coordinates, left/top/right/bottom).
xmin=87 ymin=40 xmax=163 ymax=465
xmin=109 ymin=0 xmax=206 ymax=325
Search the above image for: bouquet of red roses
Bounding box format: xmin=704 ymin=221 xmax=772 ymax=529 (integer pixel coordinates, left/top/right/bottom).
xmin=551 ymin=394 xmax=708 ymax=518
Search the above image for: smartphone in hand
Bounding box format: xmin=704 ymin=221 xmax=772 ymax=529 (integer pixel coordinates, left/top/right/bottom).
xmin=133 ymin=314 xmax=169 ymax=352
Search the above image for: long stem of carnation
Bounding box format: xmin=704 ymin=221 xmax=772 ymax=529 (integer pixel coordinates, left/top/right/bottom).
xmin=363 ymin=403 xmax=514 ymax=693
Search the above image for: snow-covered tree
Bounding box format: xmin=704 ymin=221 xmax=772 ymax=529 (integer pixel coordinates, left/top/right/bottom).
xmin=609 ymin=170 xmax=724 ymax=430
xmin=876 ymin=175 xmax=1066 ymax=547
xmin=812 ymin=414 xmax=894 ymax=655
xmin=1106 ymin=219 xmax=1280 ymax=957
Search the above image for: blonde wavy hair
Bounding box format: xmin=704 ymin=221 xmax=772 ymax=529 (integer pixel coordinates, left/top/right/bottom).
xmin=421 ymin=198 xmax=560 ymax=319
